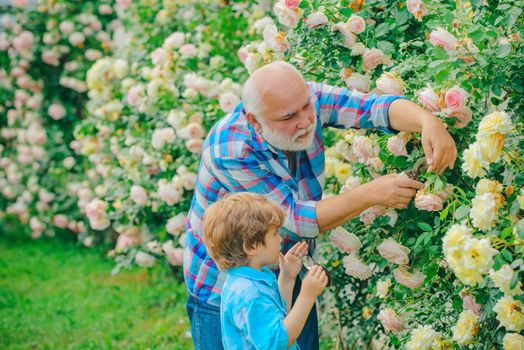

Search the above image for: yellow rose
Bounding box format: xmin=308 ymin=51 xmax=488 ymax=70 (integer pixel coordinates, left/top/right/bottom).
xmin=451 ymin=310 xmax=479 ymax=344
xmin=478 ymin=111 xmax=513 ymax=137
xmin=334 ymin=161 xmax=352 ymax=184
xmin=493 ymin=296 xmax=524 ymax=332
xmin=489 ymin=265 xmax=523 ymax=296
xmin=470 ymin=193 xmax=499 ymax=231
xmin=462 ymin=142 xmax=489 ymax=178
xmin=478 ymin=133 xmax=505 ymax=163
xmin=476 ymin=179 xmax=502 ymax=195
xmin=503 ymin=333 xmax=524 ymax=350
xmin=406 ymin=325 xmax=439 ymax=350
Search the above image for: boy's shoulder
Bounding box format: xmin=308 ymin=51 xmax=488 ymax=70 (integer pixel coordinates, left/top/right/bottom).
xmin=221 ymin=267 xmax=279 ymax=307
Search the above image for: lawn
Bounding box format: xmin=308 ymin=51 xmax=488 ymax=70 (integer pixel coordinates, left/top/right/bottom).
xmin=0 ymin=225 xmax=193 ymax=350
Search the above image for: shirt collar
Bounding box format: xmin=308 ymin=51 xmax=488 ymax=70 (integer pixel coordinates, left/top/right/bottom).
xmin=226 ymin=266 xmax=276 ymax=285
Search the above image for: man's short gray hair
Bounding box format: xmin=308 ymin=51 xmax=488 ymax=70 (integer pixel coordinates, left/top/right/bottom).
xmin=242 ymin=61 xmax=305 ymax=119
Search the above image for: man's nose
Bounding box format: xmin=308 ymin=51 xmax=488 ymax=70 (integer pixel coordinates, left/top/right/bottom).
xmin=296 ymin=111 xmax=312 ymax=129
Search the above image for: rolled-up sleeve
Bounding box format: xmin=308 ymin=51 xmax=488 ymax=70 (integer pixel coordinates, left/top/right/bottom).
xmin=214 ymin=157 xmax=319 ymax=241
xmin=308 ymin=81 xmax=408 ymax=134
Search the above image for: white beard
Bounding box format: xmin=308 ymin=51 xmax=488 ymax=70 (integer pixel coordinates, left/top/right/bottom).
xmin=259 ymin=117 xmax=317 ymax=151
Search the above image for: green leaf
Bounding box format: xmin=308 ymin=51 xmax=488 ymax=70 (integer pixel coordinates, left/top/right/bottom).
xmin=510 ymin=271 xmax=520 ymax=290
xmin=440 ymin=205 xmax=449 ymax=220
xmin=377 ymin=41 xmax=395 ymax=55
xmin=417 ymin=222 xmax=433 ymax=232
xmin=432 ymin=47 xmax=448 ymax=60
xmin=375 ymin=23 xmax=389 ymax=37
xmin=500 ymin=226 xmax=513 ymax=240
xmin=497 ymin=45 xmax=511 ymax=58
xmin=454 ymin=205 xmax=470 ymax=220
xmin=393 ymin=156 xmax=409 ymax=169
xmin=493 ymin=254 xmax=505 ymax=271
xmin=501 ymin=249 xmax=513 ymax=262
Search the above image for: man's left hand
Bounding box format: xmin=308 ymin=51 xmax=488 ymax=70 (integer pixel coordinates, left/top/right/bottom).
xmin=420 ymin=116 xmax=457 ymax=175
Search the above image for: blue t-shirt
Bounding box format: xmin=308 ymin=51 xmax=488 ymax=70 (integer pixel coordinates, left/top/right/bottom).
xmin=221 ymin=266 xmax=299 ymax=350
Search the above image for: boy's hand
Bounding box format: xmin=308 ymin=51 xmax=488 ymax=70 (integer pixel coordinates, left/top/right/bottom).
xmin=279 ymin=241 xmax=308 ymax=280
xmin=301 ymin=265 xmax=328 ymax=299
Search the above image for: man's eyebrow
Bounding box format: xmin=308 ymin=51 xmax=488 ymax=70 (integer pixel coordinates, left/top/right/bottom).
xmin=281 ymin=96 xmax=312 ymax=118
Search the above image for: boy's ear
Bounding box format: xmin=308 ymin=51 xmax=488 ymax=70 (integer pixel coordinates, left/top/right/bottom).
xmin=243 ymin=242 xmax=258 ymax=257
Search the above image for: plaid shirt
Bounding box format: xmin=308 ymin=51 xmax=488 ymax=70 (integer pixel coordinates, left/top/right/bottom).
xmin=183 ymin=81 xmax=405 ymax=306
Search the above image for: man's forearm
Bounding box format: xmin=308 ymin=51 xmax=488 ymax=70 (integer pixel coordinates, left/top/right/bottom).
xmin=315 ymin=182 xmax=376 ymax=233
xmin=388 ymin=99 xmax=437 ymax=132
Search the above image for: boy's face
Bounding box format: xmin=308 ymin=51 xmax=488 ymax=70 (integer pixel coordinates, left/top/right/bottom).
xmin=256 ymin=228 xmax=283 ymax=266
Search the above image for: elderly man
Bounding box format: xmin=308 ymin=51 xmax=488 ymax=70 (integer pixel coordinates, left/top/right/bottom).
xmin=183 ymin=62 xmax=456 ymax=350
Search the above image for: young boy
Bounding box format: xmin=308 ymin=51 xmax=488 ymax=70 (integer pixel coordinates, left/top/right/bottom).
xmin=203 ymin=192 xmax=328 ymax=350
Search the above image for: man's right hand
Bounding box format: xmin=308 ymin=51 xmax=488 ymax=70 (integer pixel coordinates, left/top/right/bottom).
xmin=366 ymin=173 xmax=424 ymax=209
xmin=301 ymin=265 xmax=328 ymax=299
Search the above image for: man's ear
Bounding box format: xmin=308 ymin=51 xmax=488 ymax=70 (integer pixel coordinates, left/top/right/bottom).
xmin=245 ymin=112 xmax=262 ymax=134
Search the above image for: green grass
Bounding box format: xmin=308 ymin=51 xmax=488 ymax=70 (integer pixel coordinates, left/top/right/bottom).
xmin=0 ymin=224 xmax=193 ymax=350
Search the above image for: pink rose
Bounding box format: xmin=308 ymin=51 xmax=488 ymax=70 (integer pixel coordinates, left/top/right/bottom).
xmin=127 ymin=86 xmax=142 ymax=106
xmin=331 ymin=23 xmax=356 ymax=48
xmin=186 ymin=123 xmax=205 ymax=139
xmin=387 ymin=135 xmax=408 ymax=157
xmin=219 ymin=92 xmax=241 ymax=113
xmin=162 ymin=241 xmax=184 ymax=266
xmin=393 ymin=267 xmax=425 ymax=289
xmin=29 ymin=217 xmax=44 ymax=233
xmin=237 ymin=47 xmax=249 ymax=63
xmin=449 ymin=106 xmax=472 ymax=128
xmin=330 ymin=227 xmax=362 ymax=254
xmin=164 ymin=32 xmax=185 ymax=49
xmin=273 ymin=2 xmax=300 ymax=28
xmin=376 ymin=72 xmax=406 ymax=95
xmin=179 ymin=44 xmax=197 ymax=57
xmin=135 ymin=251 xmax=156 ymax=267
xmin=415 ymin=191 xmax=444 ymax=211
xmin=407 ymin=0 xmax=427 ymax=21
xmin=377 ymin=238 xmax=410 ymax=265
xmin=59 ymin=21 xmax=74 ymax=35
xmin=347 ymin=14 xmax=366 ymax=34
xmin=11 ymin=0 xmax=27 ymax=8
xmin=462 ymin=294 xmax=482 ymax=317
xmin=116 ymin=0 xmax=131 ymax=8
xmin=85 ymin=199 xmax=110 ymax=231
xmin=68 ymin=32 xmax=85 ymax=47
xmin=346 ymin=73 xmax=371 ymax=93
xmin=418 ymin=85 xmax=440 ymax=112
xmin=116 ymin=234 xmax=142 ymax=251
xmin=157 ymin=182 xmax=182 ymax=206
xmin=362 ymin=48 xmax=386 ymax=71
xmin=359 ymin=205 xmax=386 ymax=226
xmin=12 ymin=31 xmax=34 ymax=54
xmin=352 ymin=136 xmax=374 ymax=163
xmin=42 ymin=50 xmax=60 ymax=66
xmin=53 ymin=214 xmax=69 ymax=229
xmin=284 ymin=0 xmax=300 ymax=9
xmin=343 ymin=254 xmax=373 ymax=280
xmin=166 ymin=213 xmax=187 ymax=236
xmin=377 ymin=308 xmax=405 ymax=332
xmin=130 ymin=185 xmax=148 ymax=206
xmin=445 ymin=86 xmax=468 ymax=111
xmin=151 ymin=48 xmax=168 ymax=66
xmin=429 ymin=27 xmax=457 ymax=51
xmin=48 ymin=103 xmax=66 ymax=120
xmin=186 ymin=138 xmax=203 ymax=154
xmin=305 ymin=12 xmax=328 ymax=28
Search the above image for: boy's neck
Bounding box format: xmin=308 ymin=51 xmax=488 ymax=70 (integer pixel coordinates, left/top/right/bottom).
xmin=247 ymin=259 xmax=264 ymax=271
